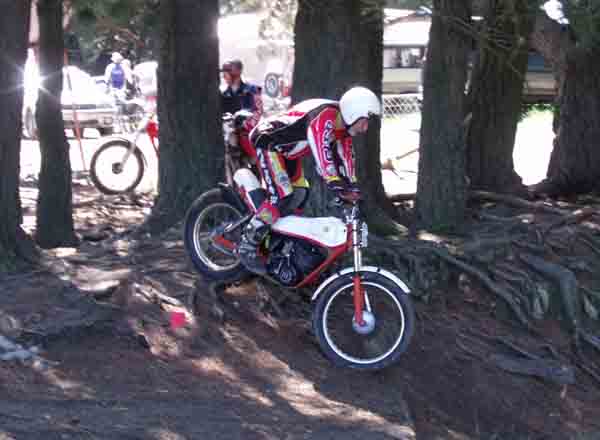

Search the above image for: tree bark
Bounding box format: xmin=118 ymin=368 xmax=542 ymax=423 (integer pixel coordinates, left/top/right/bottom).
xmin=292 ymin=0 xmax=396 ymax=230
xmin=544 ymin=48 xmax=600 ymax=194
xmin=415 ymin=0 xmax=471 ymax=231
xmin=530 ymin=11 xmax=600 ymax=195
xmin=35 ymin=0 xmax=78 ymax=248
xmin=145 ymin=0 xmax=222 ymax=234
xmin=466 ymin=0 xmax=533 ymax=193
xmin=0 ymin=0 xmax=32 ymax=268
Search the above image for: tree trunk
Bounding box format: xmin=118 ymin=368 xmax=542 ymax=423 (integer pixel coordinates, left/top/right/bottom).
xmin=35 ymin=0 xmax=78 ymax=249
xmin=0 ymin=0 xmax=32 ymax=269
xmin=415 ymin=0 xmax=471 ymax=232
xmin=530 ymin=12 xmax=600 ymax=195
xmin=292 ymin=0 xmax=396 ymax=230
xmin=466 ymin=0 xmax=533 ymax=193
xmin=544 ymin=48 xmax=600 ymax=194
xmin=145 ymin=0 xmax=222 ymax=234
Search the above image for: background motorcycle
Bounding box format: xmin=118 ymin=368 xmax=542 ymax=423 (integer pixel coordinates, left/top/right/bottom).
xmin=89 ymin=109 xmax=253 ymax=195
xmin=184 ymin=167 xmax=415 ymax=371
xmin=89 ymin=110 xmax=159 ymax=195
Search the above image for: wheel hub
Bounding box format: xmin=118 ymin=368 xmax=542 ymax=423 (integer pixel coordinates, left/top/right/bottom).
xmin=352 ymin=310 xmax=376 ymax=335
xmin=112 ymin=163 xmax=123 ymax=174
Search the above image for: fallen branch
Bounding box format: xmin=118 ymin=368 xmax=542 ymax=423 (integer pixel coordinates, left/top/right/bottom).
xmin=470 ymin=191 xmax=569 ymax=216
xmin=388 ymin=193 xmax=416 ymax=203
xmin=389 ymin=191 xmax=572 ymax=216
xmin=543 ymin=207 xmax=597 ymax=234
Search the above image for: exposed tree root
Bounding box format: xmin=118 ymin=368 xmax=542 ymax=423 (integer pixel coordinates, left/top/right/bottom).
xmin=432 ymin=248 xmax=531 ymax=327
xmin=489 ymin=354 xmax=575 ymax=385
xmin=519 ymin=253 xmax=581 ymax=333
xmin=371 ymin=190 xmax=600 ymax=384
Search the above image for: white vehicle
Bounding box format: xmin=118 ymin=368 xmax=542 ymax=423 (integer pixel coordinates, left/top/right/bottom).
xmin=23 ymin=50 xmax=116 ymax=139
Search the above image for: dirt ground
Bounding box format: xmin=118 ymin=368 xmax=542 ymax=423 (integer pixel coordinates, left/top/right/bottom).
xmin=2 ymin=181 xmax=600 ymax=440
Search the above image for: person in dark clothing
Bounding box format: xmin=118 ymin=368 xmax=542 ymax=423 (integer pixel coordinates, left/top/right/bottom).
xmin=220 ymin=59 xmax=263 ymax=132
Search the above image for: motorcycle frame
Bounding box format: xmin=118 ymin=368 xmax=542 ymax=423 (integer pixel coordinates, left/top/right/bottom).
xmin=108 ymin=112 xmax=158 ymax=172
xmin=212 ymin=189 xmax=370 ymax=325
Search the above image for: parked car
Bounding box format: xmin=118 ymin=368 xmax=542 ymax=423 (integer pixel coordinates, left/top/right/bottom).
xmin=23 ymin=56 xmax=116 ymax=139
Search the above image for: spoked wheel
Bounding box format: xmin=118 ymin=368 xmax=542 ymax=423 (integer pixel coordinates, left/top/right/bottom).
xmin=90 ymin=140 xmax=145 ymax=195
xmin=313 ymin=272 xmax=414 ymax=370
xmin=184 ymin=188 xmax=249 ymax=283
xmin=264 ymin=73 xmax=281 ymax=98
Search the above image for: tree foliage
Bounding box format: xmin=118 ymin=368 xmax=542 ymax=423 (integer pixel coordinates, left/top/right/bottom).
xmin=562 ymin=0 xmax=600 ymax=48
xmin=67 ymin=0 xmax=160 ymax=69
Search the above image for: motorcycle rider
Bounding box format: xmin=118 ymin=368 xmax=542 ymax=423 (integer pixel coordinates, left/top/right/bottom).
xmin=220 ymin=59 xmax=263 ymax=133
xmin=237 ymin=86 xmax=382 ymax=275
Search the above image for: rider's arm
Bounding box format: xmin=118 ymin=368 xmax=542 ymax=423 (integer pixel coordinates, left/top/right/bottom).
xmin=307 ymin=107 xmax=342 ymax=185
xmin=336 ymin=136 xmax=357 ymax=184
xmin=242 ymin=85 xmax=264 ymax=132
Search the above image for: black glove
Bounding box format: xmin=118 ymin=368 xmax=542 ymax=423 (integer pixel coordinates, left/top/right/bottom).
xmin=327 ymin=180 xmax=361 ymax=203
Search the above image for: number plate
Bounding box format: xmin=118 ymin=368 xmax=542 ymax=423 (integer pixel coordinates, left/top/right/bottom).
xmin=361 ymin=223 xmax=369 ymax=248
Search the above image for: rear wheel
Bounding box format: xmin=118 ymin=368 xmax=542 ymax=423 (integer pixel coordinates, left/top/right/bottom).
xmin=184 ymin=188 xmax=249 ymax=283
xmin=90 ymin=140 xmax=145 ymax=194
xmin=312 ymin=272 xmax=414 ymax=370
xmin=264 ymin=73 xmax=281 ymax=98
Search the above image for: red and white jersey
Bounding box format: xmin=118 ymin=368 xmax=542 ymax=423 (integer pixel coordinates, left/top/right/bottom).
xmin=249 ymin=99 xmax=356 ymax=184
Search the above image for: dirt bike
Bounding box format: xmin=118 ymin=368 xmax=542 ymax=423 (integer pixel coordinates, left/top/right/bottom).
xmin=184 ymin=166 xmax=415 ymax=370
xmin=89 ymin=110 xmax=253 ymax=195
xmin=90 ymin=111 xmax=159 ymax=195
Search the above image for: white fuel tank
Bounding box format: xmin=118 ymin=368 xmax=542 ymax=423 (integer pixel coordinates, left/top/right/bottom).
xmin=272 ymin=215 xmax=347 ymax=248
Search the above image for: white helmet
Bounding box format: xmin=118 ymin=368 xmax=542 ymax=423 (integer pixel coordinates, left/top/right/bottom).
xmin=111 ymin=52 xmax=123 ymax=63
xmin=339 ymin=86 xmax=382 ymax=126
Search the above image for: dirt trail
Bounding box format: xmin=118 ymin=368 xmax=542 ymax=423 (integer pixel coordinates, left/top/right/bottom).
xmin=2 ymin=183 xmax=600 ymax=439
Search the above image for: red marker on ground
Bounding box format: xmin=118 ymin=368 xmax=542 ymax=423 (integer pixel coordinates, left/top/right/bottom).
xmin=170 ymin=311 xmax=187 ymax=329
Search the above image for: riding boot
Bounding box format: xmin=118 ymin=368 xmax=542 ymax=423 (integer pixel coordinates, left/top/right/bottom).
xmin=237 ymin=217 xmax=269 ymax=276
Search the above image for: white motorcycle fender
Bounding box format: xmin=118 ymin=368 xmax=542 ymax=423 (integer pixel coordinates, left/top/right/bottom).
xmin=311 ymin=266 xmax=411 ymax=302
xmin=233 ymin=168 xmax=261 ymax=192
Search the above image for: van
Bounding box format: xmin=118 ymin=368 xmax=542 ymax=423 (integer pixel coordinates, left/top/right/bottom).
xmin=382 ymin=17 xmax=556 ymax=103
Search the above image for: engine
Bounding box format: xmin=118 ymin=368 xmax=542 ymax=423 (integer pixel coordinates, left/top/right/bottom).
xmin=266 ymin=237 xmax=326 ymax=287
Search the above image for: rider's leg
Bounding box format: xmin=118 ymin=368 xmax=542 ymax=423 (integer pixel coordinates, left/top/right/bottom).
xmin=238 ymin=148 xmax=293 ymax=275
xmin=286 ymin=157 xmax=310 ymax=214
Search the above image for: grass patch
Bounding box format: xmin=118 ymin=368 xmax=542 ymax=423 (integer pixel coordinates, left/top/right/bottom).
xmin=519 ymin=102 xmax=557 ymax=121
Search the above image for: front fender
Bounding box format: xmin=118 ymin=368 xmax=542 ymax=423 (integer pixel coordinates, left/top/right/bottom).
xmin=311 ymin=266 xmax=411 ymax=302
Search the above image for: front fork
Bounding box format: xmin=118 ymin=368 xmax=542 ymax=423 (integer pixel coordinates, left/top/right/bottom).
xmin=352 ymin=218 xmax=366 ymax=326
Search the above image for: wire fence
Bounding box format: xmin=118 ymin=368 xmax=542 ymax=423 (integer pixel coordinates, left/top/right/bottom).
xmin=382 ymin=93 xmax=422 ymax=119
xmin=263 ymin=93 xmax=422 ymax=119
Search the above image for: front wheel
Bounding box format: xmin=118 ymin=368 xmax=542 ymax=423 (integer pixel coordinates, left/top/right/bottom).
xmin=184 ymin=188 xmax=249 ymax=283
xmin=90 ymin=140 xmax=145 ymax=195
xmin=312 ymin=272 xmax=414 ymax=370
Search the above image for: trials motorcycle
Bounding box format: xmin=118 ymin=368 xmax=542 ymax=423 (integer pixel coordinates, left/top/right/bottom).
xmin=183 ymin=113 xmax=414 ymax=371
